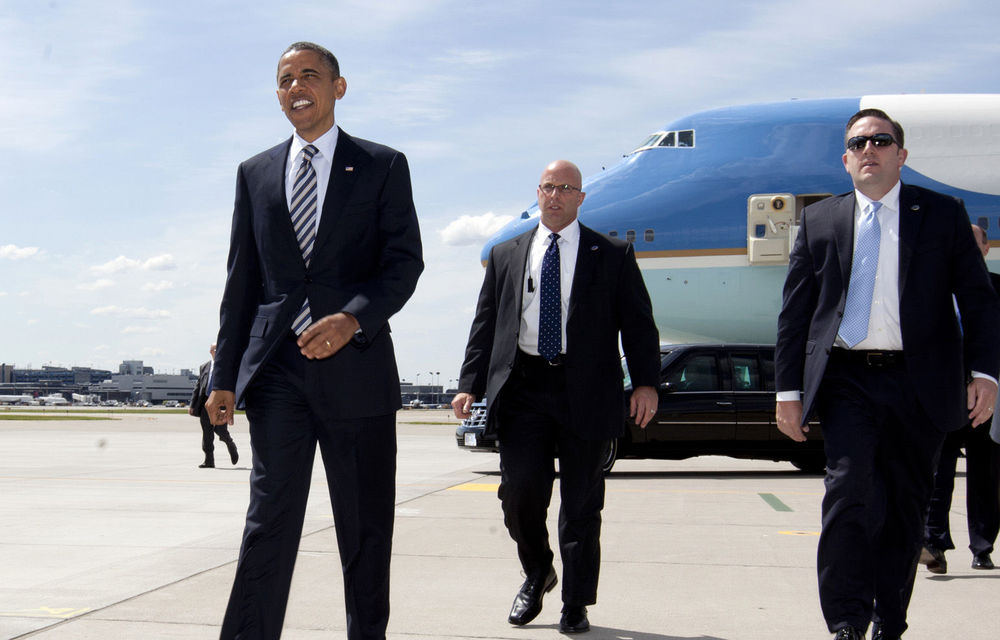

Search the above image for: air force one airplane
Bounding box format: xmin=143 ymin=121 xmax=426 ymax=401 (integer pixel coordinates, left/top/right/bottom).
xmin=480 ymin=94 xmax=1000 ymax=344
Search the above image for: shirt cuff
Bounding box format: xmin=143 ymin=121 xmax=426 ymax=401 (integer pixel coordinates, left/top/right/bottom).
xmin=776 ymin=391 xmax=801 ymax=402
xmin=971 ymin=371 xmax=999 ymax=388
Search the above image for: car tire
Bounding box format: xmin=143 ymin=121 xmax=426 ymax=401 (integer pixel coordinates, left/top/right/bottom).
xmin=790 ymin=455 xmax=826 ymax=474
xmin=601 ymin=438 xmax=618 ymax=474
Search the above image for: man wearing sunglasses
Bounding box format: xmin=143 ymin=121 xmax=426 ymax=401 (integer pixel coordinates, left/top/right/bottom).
xmin=452 ymin=160 xmax=660 ymax=634
xmin=775 ymin=108 xmax=1000 ymax=640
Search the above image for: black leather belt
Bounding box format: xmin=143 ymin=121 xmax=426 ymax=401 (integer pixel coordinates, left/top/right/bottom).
xmin=831 ymin=348 xmax=903 ymax=368
xmin=515 ymin=350 xmax=565 ymax=369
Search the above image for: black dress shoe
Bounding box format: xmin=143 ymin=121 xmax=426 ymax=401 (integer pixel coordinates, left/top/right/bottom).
xmin=919 ymin=545 xmax=947 ymax=574
xmin=198 ymin=459 xmax=215 ymax=468
xmin=833 ymin=626 xmax=863 ymax=640
xmin=226 ymin=440 xmax=239 ymax=465
xmin=871 ymin=622 xmax=900 ymax=640
xmin=559 ymin=605 xmax=589 ymax=634
xmin=507 ymin=567 xmax=557 ymax=625
xmin=972 ymin=551 xmax=994 ymax=569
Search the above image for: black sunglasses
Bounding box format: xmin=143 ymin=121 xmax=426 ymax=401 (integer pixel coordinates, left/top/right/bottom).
xmin=846 ymin=133 xmax=898 ymax=151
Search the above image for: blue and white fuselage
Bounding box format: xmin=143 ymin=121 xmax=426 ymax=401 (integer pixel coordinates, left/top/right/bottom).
xmin=480 ymin=95 xmax=1000 ymax=343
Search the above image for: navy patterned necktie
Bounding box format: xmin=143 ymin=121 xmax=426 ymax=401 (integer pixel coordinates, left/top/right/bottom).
xmin=838 ymin=201 xmax=882 ymax=347
xmin=538 ymin=233 xmax=561 ymax=362
xmin=290 ymin=145 xmax=319 ymax=335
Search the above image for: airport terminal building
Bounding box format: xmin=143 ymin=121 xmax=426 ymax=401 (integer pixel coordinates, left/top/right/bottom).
xmin=1 ymin=362 xmax=196 ymax=405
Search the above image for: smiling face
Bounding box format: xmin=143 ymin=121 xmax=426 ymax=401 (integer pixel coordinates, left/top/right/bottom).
xmin=276 ymin=49 xmax=346 ymax=142
xmin=537 ymin=160 xmax=586 ymax=233
xmin=842 ymin=115 xmax=908 ymax=200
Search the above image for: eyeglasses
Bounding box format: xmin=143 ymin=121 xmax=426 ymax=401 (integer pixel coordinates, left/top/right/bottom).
xmin=539 ymin=183 xmax=582 ymax=195
xmin=846 ymin=133 xmax=898 ymax=151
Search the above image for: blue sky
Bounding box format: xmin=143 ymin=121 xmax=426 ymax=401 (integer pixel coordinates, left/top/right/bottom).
xmin=2 ymin=0 xmax=999 ymax=386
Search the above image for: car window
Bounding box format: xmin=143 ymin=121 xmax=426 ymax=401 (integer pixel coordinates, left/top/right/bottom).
xmin=665 ymin=354 xmax=719 ymax=391
xmin=731 ymin=354 xmax=761 ymax=391
xmin=761 ymin=351 xmax=776 ymax=392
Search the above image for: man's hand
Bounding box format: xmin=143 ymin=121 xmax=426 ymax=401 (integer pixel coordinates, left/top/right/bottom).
xmin=206 ymin=390 xmax=236 ymax=426
xmin=776 ymin=399 xmax=809 ymax=442
xmin=967 ymin=377 xmax=998 ymax=427
xmin=298 ymin=312 xmax=361 ymax=360
xmin=630 ymin=385 xmax=658 ymax=429
xmin=451 ymin=392 xmax=476 ymax=420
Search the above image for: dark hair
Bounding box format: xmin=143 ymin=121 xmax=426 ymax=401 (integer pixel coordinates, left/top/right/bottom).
xmin=280 ymin=42 xmax=340 ymax=77
xmin=845 ymin=108 xmax=904 ymax=148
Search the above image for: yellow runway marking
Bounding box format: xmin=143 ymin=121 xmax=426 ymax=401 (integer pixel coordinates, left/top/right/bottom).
xmin=779 ymin=530 xmax=820 ymax=536
xmin=0 ymin=606 xmax=91 ymax=619
xmin=448 ymin=482 xmax=500 ymax=492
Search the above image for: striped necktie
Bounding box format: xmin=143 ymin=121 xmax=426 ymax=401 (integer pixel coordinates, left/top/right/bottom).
xmin=290 ymin=144 xmax=319 ymax=335
xmin=838 ymin=201 xmax=882 ymax=347
xmin=538 ymin=233 xmax=562 ymax=362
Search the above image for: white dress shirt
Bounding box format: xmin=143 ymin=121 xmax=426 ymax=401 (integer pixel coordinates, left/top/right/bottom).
xmin=839 ymin=182 xmax=903 ymax=350
xmin=518 ymin=219 xmax=580 ymax=356
xmin=284 ymin=125 xmax=339 ymax=228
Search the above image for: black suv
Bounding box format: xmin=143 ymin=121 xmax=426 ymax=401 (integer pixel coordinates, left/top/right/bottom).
xmin=455 ymin=344 xmax=825 ymax=473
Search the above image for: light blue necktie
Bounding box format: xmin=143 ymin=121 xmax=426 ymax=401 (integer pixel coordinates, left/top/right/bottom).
xmin=538 ymin=233 xmax=561 ymax=362
xmin=838 ymin=201 xmax=883 ymax=347
xmin=290 ymin=145 xmax=319 ymax=335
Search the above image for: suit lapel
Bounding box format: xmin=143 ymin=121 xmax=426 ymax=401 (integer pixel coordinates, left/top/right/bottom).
xmin=833 ymin=194 xmax=856 ymax=289
xmin=266 ymin=138 xmax=307 ymax=266
xmin=315 ymin=130 xmax=364 ymax=253
xmin=897 ymin=183 xmax=921 ymax=297
xmin=509 ymin=228 xmax=535 ymax=315
xmin=568 ymin=225 xmax=599 ymax=323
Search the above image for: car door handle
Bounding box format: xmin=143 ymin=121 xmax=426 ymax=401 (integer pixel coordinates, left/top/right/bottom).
xmin=716 ymin=401 xmax=733 ymax=406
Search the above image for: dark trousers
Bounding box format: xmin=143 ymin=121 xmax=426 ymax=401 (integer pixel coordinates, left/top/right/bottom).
xmin=220 ymin=336 xmax=396 ymax=640
xmin=815 ymin=353 xmax=946 ymax=638
xmin=925 ymin=421 xmax=1000 ymax=556
xmin=201 ymin=411 xmax=235 ymax=460
xmin=496 ymin=353 xmax=609 ymax=606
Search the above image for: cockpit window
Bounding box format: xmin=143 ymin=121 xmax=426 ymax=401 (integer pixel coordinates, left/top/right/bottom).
xmin=631 ymin=129 xmax=695 ymax=154
xmin=636 ymin=132 xmax=664 ymax=149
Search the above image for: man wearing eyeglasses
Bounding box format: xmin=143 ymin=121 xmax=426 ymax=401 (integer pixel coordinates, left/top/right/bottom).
xmin=452 ymin=160 xmax=660 ymax=634
xmin=775 ymin=108 xmax=1000 ymax=640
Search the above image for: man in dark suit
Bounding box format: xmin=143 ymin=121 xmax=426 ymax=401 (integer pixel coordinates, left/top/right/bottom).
xmin=189 ymin=344 xmax=238 ymax=468
xmin=452 ymin=160 xmax=660 ymax=634
xmin=775 ymin=108 xmax=1000 ymax=640
xmin=206 ymin=42 xmax=422 ymax=640
xmin=920 ymin=224 xmax=1000 ymax=573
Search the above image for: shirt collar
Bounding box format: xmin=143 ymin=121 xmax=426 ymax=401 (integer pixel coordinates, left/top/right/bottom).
xmin=538 ymin=218 xmax=581 ymax=245
xmin=290 ymin=124 xmax=339 ymax=162
xmin=855 ymin=180 xmax=901 ymax=214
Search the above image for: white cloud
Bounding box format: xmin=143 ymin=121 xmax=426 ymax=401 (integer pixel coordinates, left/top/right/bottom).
xmin=91 ymin=254 xmax=177 ymax=274
xmin=122 ymin=326 xmax=157 ymax=334
xmin=440 ymin=212 xmax=515 ymax=246
xmin=141 ymin=280 xmax=175 ymax=292
xmin=90 ymin=305 xmax=170 ymax=319
xmin=140 ymin=347 xmax=166 ymax=357
xmin=77 ymin=279 xmax=115 ymax=291
xmin=0 ymin=244 xmax=39 ymax=259
xmin=142 ymin=254 xmax=176 ymax=271
xmin=92 ymin=256 xmax=141 ymax=274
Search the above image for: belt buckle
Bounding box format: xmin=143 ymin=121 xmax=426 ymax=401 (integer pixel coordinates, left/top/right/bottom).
xmin=865 ymin=351 xmax=889 ymax=367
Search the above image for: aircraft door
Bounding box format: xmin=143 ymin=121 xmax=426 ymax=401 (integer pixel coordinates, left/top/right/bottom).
xmin=747 ymin=194 xmax=795 ymax=265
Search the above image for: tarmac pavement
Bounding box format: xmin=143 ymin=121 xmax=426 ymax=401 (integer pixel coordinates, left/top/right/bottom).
xmin=1 ymin=408 xmax=998 ymax=639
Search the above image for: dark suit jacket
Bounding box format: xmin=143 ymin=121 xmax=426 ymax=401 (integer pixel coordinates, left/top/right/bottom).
xmin=776 ymin=183 xmax=1000 ymax=431
xmin=458 ymin=224 xmax=660 ymax=441
xmin=213 ymin=130 xmax=423 ymax=417
xmin=189 ymin=361 xmax=210 ymax=417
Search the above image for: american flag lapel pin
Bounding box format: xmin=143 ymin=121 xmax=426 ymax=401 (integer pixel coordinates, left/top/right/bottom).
xmin=345 ymin=166 xmax=354 ymax=172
